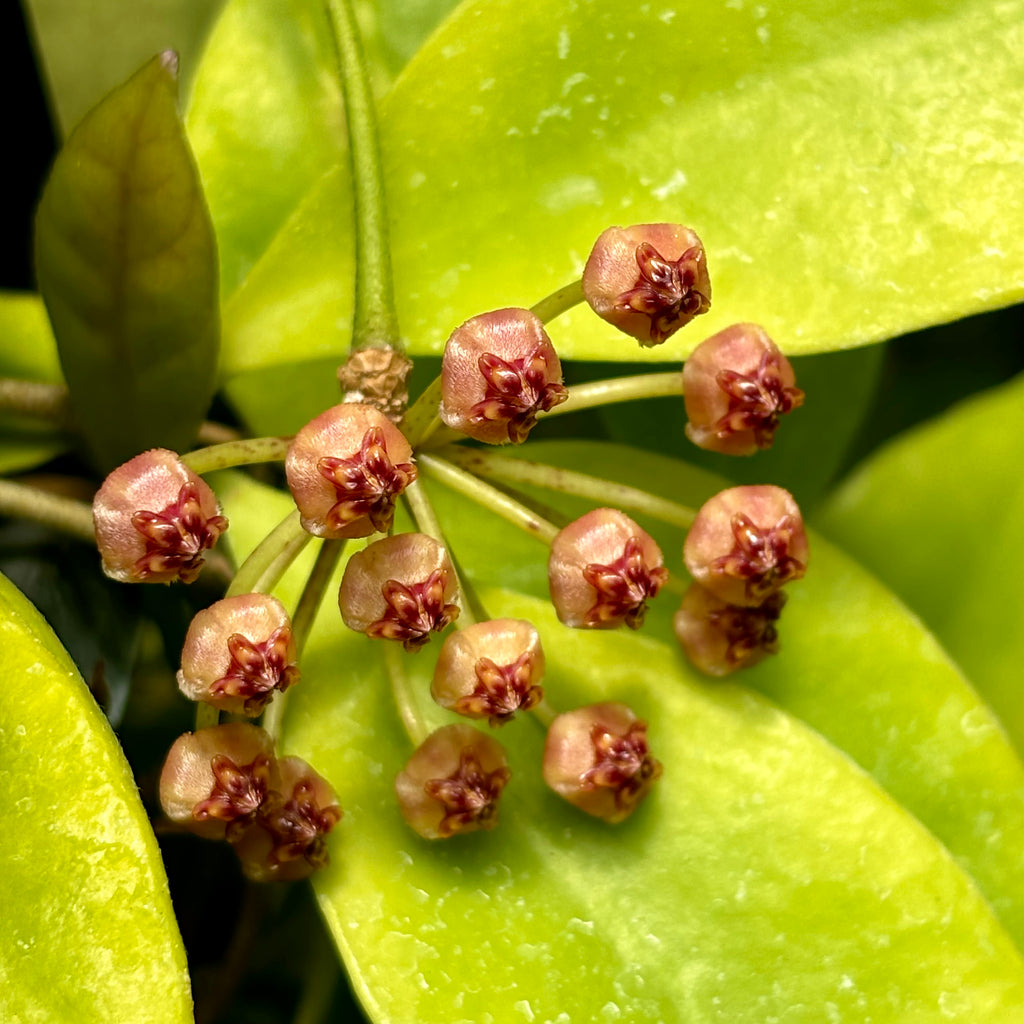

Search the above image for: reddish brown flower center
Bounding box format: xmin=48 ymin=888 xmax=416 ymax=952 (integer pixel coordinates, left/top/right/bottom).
xmin=365 ymin=570 xmax=460 ymax=651
xmin=193 ymin=753 xmax=272 ymax=837
xmin=210 ymin=626 xmax=299 ymax=715
xmin=707 ymin=591 xmax=786 ymax=667
xmin=582 ymin=537 xmax=669 ymax=629
xmin=581 ymin=721 xmax=663 ymax=810
xmin=469 ymin=349 xmax=568 ymax=444
xmin=258 ymin=779 xmax=342 ymax=868
xmin=710 ymin=513 xmax=806 ymax=602
xmin=616 ymin=242 xmax=710 ymax=343
xmin=423 ymin=749 xmax=511 ymax=837
xmin=454 ymin=652 xmax=543 ymax=726
xmin=131 ymin=482 xmax=228 ymax=583
xmin=318 ymin=427 xmax=417 ymax=533
xmin=714 ymin=350 xmax=805 ymax=448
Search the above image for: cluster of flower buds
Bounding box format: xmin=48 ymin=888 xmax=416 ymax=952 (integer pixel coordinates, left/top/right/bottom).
xmin=159 ymin=723 xmax=341 ymax=881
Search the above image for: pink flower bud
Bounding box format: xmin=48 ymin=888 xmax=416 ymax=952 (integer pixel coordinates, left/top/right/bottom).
xmin=583 ymin=224 xmax=711 ymax=346
xmin=542 ymin=703 xmax=662 ymax=823
xmin=683 ymin=323 xmax=804 ymax=455
xmin=285 ymin=403 xmax=416 ymax=539
xmin=93 ymin=448 xmax=227 ymax=584
xmin=440 ymin=308 xmax=568 ymax=444
xmin=432 ymin=618 xmax=545 ymax=725
xmin=338 ymin=533 xmax=460 ymax=650
xmin=232 ymin=757 xmax=342 ymax=882
xmin=548 ymin=508 xmax=668 ymax=629
xmin=683 ymin=485 xmax=809 ymax=607
xmin=674 ymin=583 xmax=785 ymax=676
xmin=159 ymin=723 xmax=278 ymax=840
xmin=177 ymin=593 xmax=299 ymax=716
xmin=395 ymin=723 xmax=511 ymax=839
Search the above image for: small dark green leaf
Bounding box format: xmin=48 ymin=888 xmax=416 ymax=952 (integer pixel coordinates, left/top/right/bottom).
xmin=0 ymin=570 xmax=191 ymax=1023
xmin=35 ymin=53 xmax=219 ymax=472
xmin=817 ymin=372 xmax=1024 ymax=756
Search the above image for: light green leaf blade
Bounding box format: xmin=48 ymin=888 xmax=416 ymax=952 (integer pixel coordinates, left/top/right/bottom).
xmin=0 ymin=571 xmax=191 ymax=1024
xmin=220 ymin=0 xmax=1024 ymax=388
xmin=0 ymin=292 xmax=69 ymax=473
xmin=23 ymin=0 xmax=226 ymax=135
xmin=816 ymin=372 xmax=1024 ymax=756
xmin=35 ymin=54 xmax=220 ymax=472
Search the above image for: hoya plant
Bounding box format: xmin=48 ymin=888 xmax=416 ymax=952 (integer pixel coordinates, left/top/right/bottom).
xmin=3 ymin=0 xmax=1024 ymax=1021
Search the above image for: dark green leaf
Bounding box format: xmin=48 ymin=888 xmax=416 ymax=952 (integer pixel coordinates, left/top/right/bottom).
xmin=35 ymin=53 xmax=219 ymax=471
xmin=817 ymin=372 xmax=1024 ymax=757
xmin=0 ymin=570 xmax=191 ymax=1023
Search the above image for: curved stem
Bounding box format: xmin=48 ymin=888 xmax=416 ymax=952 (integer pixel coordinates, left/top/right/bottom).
xmin=385 ymin=643 xmax=430 ymax=746
xmin=544 ymin=371 xmax=683 ymax=419
xmin=402 ymin=376 xmax=442 ymax=447
xmin=0 ymin=378 xmax=70 ymax=422
xmin=436 ymin=446 xmax=697 ymax=530
xmin=226 ymin=510 xmax=312 ymax=598
xmin=0 ymin=478 xmax=94 ymax=541
xmin=325 ymin=0 xmax=400 ymax=352
xmin=417 ymin=453 xmax=560 ymax=545
xmin=180 ymin=436 xmax=291 ymax=475
xmin=530 ymin=278 xmax=585 ymax=324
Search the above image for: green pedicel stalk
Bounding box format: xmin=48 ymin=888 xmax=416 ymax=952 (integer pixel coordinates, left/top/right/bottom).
xmin=180 ymin=436 xmax=291 ymax=475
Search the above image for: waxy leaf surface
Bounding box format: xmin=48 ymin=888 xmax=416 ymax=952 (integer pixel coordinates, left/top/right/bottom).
xmin=218 ymin=447 xmax=1024 ymax=1022
xmin=0 ymin=571 xmax=191 ymax=1024
xmin=816 ymin=372 xmax=1024 ymax=756
xmin=35 ymin=54 xmax=220 ymax=471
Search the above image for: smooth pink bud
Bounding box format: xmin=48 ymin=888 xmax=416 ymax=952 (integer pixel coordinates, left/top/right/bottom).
xmin=440 ymin=308 xmax=567 ymax=444
xmin=543 ymin=703 xmax=662 ymax=823
xmin=683 ymin=323 xmax=804 ymax=456
xmin=286 ymin=403 xmax=416 ymax=539
xmin=548 ymin=508 xmax=668 ymax=629
xmin=583 ymin=224 xmax=711 ymax=346
xmin=159 ymin=723 xmax=278 ymax=840
xmin=338 ymin=533 xmax=460 ymax=650
xmin=432 ymin=618 xmax=545 ymax=725
xmin=674 ymin=583 xmax=785 ymax=676
xmin=93 ymin=448 xmax=227 ymax=584
xmin=177 ymin=593 xmax=299 ymax=716
xmin=395 ymin=723 xmax=511 ymax=839
xmin=683 ymin=485 xmax=809 ymax=607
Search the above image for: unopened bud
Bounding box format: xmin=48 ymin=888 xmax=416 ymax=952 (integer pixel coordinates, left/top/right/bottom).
xmin=583 ymin=224 xmax=711 ymax=346
xmin=338 ymin=533 xmax=460 ymax=650
xmin=683 ymin=323 xmax=804 ymax=455
xmin=432 ymin=618 xmax=545 ymax=725
xmin=674 ymin=583 xmax=785 ymax=675
xmin=683 ymin=485 xmax=809 ymax=607
xmin=177 ymin=593 xmax=299 ymax=715
xmin=159 ymin=723 xmax=277 ymax=840
xmin=93 ymin=448 xmax=227 ymax=584
xmin=233 ymin=757 xmax=342 ymax=882
xmin=542 ymin=703 xmax=662 ymax=823
xmin=395 ymin=723 xmax=511 ymax=839
xmin=440 ymin=308 xmax=567 ymax=444
xmin=286 ymin=403 xmax=416 ymax=539
xmin=548 ymin=508 xmax=668 ymax=629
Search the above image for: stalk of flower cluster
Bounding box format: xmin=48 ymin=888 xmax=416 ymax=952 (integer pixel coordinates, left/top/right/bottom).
xmin=530 ymin=279 xmax=585 ymax=324
xmin=545 ymin=371 xmax=684 ymax=419
xmin=384 ymin=642 xmax=432 ymax=746
xmin=226 ymin=510 xmax=312 ymax=599
xmin=0 ymin=378 xmax=70 ymax=422
xmin=0 ymin=478 xmax=94 ymax=541
xmin=179 ymin=436 xmax=291 ymax=475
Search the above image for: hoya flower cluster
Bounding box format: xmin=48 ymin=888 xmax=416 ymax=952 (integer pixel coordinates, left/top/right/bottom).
xmin=92 ymin=222 xmax=807 ymax=874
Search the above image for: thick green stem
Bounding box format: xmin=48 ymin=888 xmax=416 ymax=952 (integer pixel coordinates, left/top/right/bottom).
xmin=325 ymin=0 xmax=400 ymax=351
xmin=0 ymin=479 xmax=94 ymax=541
xmin=530 ymin=278 xmax=585 ymax=324
xmin=180 ymin=436 xmax=291 ymax=475
xmin=436 ymin=446 xmax=697 ymax=530
xmin=226 ymin=510 xmax=312 ymax=598
xmin=417 ymin=453 xmax=560 ymax=545
xmin=545 ymin=371 xmax=683 ymax=419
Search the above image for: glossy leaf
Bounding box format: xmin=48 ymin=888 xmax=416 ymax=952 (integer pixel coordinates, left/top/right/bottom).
xmin=23 ymin=0 xmax=226 ymax=136
xmin=0 ymin=570 xmax=191 ymax=1024
xmin=0 ymin=292 xmax=69 ymax=474
xmin=816 ymin=372 xmax=1024 ymax=756
xmin=211 ymin=0 xmax=1024 ymax=413
xmin=35 ymin=54 xmax=219 ymax=472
